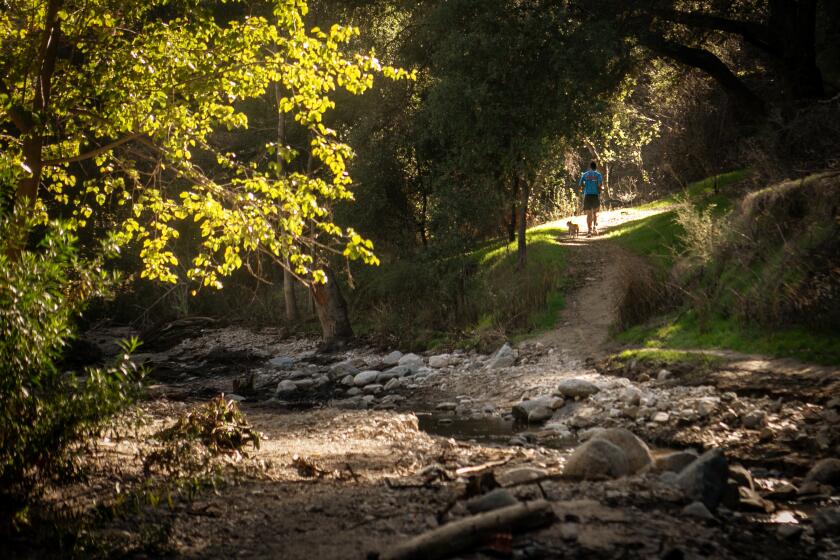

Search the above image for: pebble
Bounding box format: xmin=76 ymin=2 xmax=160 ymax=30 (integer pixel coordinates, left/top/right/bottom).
xmin=652 ymin=412 xmax=670 ymax=423
xmin=621 ymin=386 xmax=642 ymax=406
xmin=742 ymin=410 xmax=768 ymax=429
xmin=657 ymin=369 xmax=671 ymax=381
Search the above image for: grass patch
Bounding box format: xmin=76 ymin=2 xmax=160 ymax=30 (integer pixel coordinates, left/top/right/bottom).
xmin=618 ymin=312 xmax=840 ymax=365
xmin=615 ymin=348 xmax=724 ymax=369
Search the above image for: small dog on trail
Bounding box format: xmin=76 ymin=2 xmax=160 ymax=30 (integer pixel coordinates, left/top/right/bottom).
xmin=567 ymin=221 xmax=580 ymax=238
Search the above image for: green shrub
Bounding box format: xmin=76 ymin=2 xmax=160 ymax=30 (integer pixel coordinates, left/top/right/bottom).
xmin=0 ymin=204 xmax=144 ymax=527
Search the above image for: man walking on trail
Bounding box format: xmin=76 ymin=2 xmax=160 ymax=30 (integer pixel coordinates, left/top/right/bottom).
xmin=578 ymin=161 xmax=603 ymax=237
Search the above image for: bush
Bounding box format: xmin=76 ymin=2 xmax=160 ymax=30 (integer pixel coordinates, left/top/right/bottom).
xmin=0 ymin=204 xmax=143 ymax=527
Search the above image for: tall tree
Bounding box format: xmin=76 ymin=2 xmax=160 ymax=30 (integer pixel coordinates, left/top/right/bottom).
xmin=0 ymin=0 xmax=412 ymax=345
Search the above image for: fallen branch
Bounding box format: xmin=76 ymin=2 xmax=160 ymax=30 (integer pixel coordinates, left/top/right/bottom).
xmin=379 ymin=500 xmax=555 ymax=560
xmin=454 ymin=457 xmax=513 ymax=476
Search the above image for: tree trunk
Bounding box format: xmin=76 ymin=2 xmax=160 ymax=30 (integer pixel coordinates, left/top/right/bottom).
xmin=517 ymin=176 xmax=530 ymax=270
xmin=603 ymin=162 xmax=611 ymax=203
xmin=310 ymin=265 xmax=353 ymax=349
xmin=771 ymin=0 xmax=824 ymax=99
xmin=283 ymin=259 xmax=299 ymax=323
xmin=507 ymin=201 xmax=517 ymax=243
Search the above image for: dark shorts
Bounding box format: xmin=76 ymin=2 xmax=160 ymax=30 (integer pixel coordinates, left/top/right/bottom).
xmin=583 ymin=194 xmax=600 ymax=211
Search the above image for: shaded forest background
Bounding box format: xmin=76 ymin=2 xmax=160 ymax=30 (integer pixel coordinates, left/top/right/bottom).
xmin=90 ymin=0 xmax=840 ymax=350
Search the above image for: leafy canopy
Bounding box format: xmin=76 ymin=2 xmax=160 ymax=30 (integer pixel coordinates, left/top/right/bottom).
xmin=0 ymin=0 xmax=413 ymax=288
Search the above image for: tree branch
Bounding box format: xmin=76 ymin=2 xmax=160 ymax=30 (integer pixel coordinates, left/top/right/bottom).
xmin=42 ymin=132 xmax=145 ymax=165
xmin=639 ymin=33 xmax=765 ymax=117
xmin=651 ymin=9 xmax=781 ymax=57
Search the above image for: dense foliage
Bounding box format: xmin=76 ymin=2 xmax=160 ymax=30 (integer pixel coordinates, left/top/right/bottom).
xmin=0 ymin=205 xmax=143 ymax=524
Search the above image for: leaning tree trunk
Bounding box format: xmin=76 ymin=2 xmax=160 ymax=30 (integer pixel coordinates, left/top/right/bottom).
xmin=310 ymin=265 xmax=353 ymax=349
xmin=516 ymin=176 xmax=530 ymax=270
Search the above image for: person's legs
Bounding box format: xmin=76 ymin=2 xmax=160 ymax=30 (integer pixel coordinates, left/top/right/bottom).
xmin=586 ymin=210 xmax=594 ymax=235
xmin=592 ymin=208 xmax=599 ymax=234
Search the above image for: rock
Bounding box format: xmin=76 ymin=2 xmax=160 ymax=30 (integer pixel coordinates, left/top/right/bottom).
xmin=436 ymin=402 xmax=457 ymax=411
xmin=652 ymin=412 xmax=670 ymax=423
xmin=330 ymin=360 xmax=360 ymax=378
xmin=738 ymin=486 xmax=774 ymax=513
xmin=681 ymin=501 xmax=715 ymax=521
xmin=398 ymin=353 xmax=424 ymax=368
xmin=653 ymin=451 xmax=698 ymax=473
xmin=428 ymin=354 xmax=452 ymax=368
xmin=512 ymin=397 xmax=556 ymax=423
xmin=804 ymin=458 xmax=840 ymax=488
xmin=676 ymin=449 xmax=729 ymax=510
xmin=275 ymin=380 xmax=297 ymax=395
xmin=578 ymin=427 xmax=605 ymax=442
xmin=728 ymin=464 xmax=755 ymax=491
xmin=363 ymin=383 xmax=383 ymax=394
xmin=346 ymin=387 xmax=362 ymax=396
xmin=528 ymin=405 xmax=555 ymax=424
xmin=564 ymin=439 xmax=631 ymax=480
xmin=556 ymin=378 xmax=600 ymax=399
xmin=269 ymin=356 xmax=295 ymax=369
xmin=498 ymin=467 xmax=547 ymax=486
xmin=380 ymin=394 xmax=406 ymax=406
xmin=333 ymin=396 xmax=367 ymax=409
xmin=362 ymin=395 xmax=376 ymax=404
xmin=353 ymin=370 xmax=380 ymax=386
xmin=621 ymin=387 xmax=642 ymax=406
xmin=569 ymin=406 xmax=598 ymax=428
xmin=657 ymin=369 xmax=671 ymax=381
xmin=695 ymin=397 xmax=719 ymax=417
xmin=341 ymin=374 xmax=355 ymax=386
xmin=487 ymin=343 xmax=516 ymax=369
xmin=742 ymin=410 xmax=768 ymax=429
xmin=592 ymin=428 xmax=653 ymax=473
xmin=382 ymin=350 xmax=403 ymax=366
xmin=777 ymin=524 xmax=804 ymax=541
xmin=226 ymin=393 xmax=246 ymax=402
xmin=293 ymin=379 xmax=314 ymax=390
xmin=464 ymin=489 xmax=519 ymax=514
xmin=384 ymin=377 xmax=402 ymax=391
xmin=375 ymin=369 xmax=402 ymax=383
xmin=813 ymin=507 xmax=840 ymax=537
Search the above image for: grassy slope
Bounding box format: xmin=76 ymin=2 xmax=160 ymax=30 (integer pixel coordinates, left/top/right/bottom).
xmin=610 ymin=170 xmax=840 ymax=365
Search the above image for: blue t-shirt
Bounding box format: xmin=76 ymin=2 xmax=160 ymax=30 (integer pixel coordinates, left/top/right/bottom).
xmin=578 ymin=170 xmax=603 ymax=196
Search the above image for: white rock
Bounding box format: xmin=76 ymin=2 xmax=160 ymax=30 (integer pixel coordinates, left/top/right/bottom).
xmin=436 ymin=402 xmax=457 ymax=411
xmin=556 ymin=378 xmax=600 ymax=398
xmin=487 ymin=343 xmax=516 ymax=369
xmin=428 ymin=354 xmax=452 ymax=368
xmin=269 ymin=356 xmax=295 ymax=369
xmin=276 ymin=380 xmax=297 ymax=395
xmin=382 ymin=350 xmax=403 ymax=366
xmin=621 ymin=387 xmax=642 ymax=406
xmin=399 ymin=353 xmax=424 ymax=368
xmin=653 ymin=412 xmax=670 ymax=423
xmin=657 ymin=369 xmax=672 ymax=381
xmin=353 ymin=370 xmax=380 ymax=386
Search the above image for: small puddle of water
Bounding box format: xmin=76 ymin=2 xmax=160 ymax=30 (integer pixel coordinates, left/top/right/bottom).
xmin=416 ymin=412 xmax=517 ymax=445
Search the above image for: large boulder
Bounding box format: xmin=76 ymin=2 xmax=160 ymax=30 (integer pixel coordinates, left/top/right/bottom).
xmin=556 ymin=378 xmax=600 ymax=399
xmin=676 ymin=449 xmax=729 ymax=510
xmin=487 ymin=343 xmax=516 ymax=369
xmin=564 ymin=439 xmax=631 ymax=480
xmin=592 ymin=428 xmax=653 ymax=473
